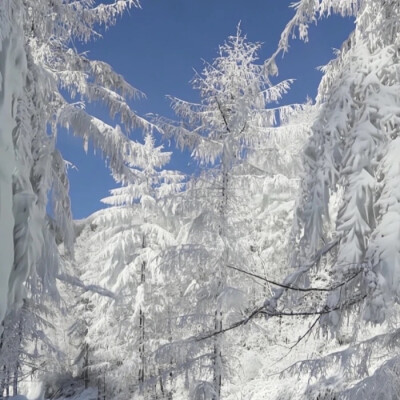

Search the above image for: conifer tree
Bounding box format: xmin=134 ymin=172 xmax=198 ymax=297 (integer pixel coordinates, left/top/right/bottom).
xmin=0 ymin=0 xmax=148 ymax=322
xmin=276 ymin=0 xmax=400 ymax=326
xmin=260 ymin=0 xmax=400 ymax=398
xmin=157 ymin=26 xmax=301 ymax=399
xmin=0 ymin=0 xmax=150 ymax=396
xmin=73 ymin=133 xmax=183 ymax=400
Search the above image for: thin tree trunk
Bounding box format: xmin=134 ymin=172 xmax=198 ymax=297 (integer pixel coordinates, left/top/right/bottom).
xmin=103 ymin=373 xmax=106 ymax=400
xmin=83 ymin=343 xmax=89 ymax=389
xmin=213 ymin=310 xmax=223 ymax=400
xmin=167 ymin=306 xmax=174 ymax=400
xmin=158 ymin=368 xmax=164 ymax=398
xmin=5 ymin=370 xmax=9 ymax=400
xmin=12 ymin=315 xmax=23 ymax=397
xmin=97 ymin=377 xmax=101 ymax=400
xmin=0 ymin=366 xmax=6 ymax=400
xmin=138 ymin=309 xmax=145 ymax=385
xmin=138 ymin=235 xmax=146 ymax=389
xmin=0 ymin=331 xmax=5 ymax=400
xmin=212 ymin=156 xmax=229 ymax=400
xmin=12 ymin=372 xmax=17 ymax=397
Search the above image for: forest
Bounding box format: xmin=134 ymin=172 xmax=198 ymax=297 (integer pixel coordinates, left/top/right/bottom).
xmin=1 ymin=0 xmax=400 ymax=399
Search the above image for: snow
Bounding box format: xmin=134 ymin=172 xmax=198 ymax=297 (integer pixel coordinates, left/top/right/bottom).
xmin=0 ymin=2 xmax=26 ymax=329
xmin=5 ymin=1 xmax=400 ymax=400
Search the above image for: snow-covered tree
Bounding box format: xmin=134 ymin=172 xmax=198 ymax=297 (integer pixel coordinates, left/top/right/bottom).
xmin=0 ymin=0 xmax=153 ymax=396
xmin=0 ymin=0 xmax=147 ymax=326
xmin=72 ymin=133 xmax=183 ymax=399
xmin=157 ymin=26 xmax=302 ymax=399
xmin=0 ymin=0 xmax=27 ymax=330
xmin=243 ymin=103 xmax=312 ymax=295
xmin=275 ymin=0 xmax=400 ymax=326
xmin=256 ymin=0 xmax=400 ymax=398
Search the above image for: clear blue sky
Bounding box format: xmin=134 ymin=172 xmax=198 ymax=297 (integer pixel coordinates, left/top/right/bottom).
xmin=58 ymin=0 xmax=354 ymax=219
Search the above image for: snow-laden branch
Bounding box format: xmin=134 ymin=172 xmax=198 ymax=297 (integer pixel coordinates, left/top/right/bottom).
xmin=57 ymin=273 xmax=115 ymax=299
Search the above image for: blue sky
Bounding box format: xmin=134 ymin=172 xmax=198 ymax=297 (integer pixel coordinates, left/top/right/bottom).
xmin=59 ymin=0 xmax=354 ymax=219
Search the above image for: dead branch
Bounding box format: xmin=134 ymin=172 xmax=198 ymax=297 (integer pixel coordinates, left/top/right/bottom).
xmin=196 ymin=293 xmax=366 ymax=342
xmin=227 ymin=264 xmax=361 ymax=293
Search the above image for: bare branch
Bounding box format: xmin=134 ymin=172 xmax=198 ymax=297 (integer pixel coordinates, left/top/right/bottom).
xmin=290 ymin=315 xmax=321 ymax=350
xmin=195 ymin=293 xmax=366 ymax=342
xmin=196 ymin=306 xmax=264 ymax=341
xmin=215 ymin=97 xmax=231 ymax=133
xmin=267 ymin=315 xmax=322 ymax=367
xmin=227 ymin=264 xmax=362 ymax=293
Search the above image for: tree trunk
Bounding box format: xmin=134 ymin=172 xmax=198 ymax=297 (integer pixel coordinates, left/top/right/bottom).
xmin=168 ymin=306 xmax=174 ymax=400
xmin=138 ymin=235 xmax=146 ymax=389
xmin=0 ymin=366 xmax=6 ymax=400
xmin=5 ymin=370 xmax=9 ymax=400
xmin=83 ymin=343 xmax=89 ymax=389
xmin=138 ymin=309 xmax=145 ymax=385
xmin=0 ymin=331 xmax=5 ymax=400
xmin=212 ymin=153 xmax=229 ymax=399
xmin=103 ymin=373 xmax=106 ymax=400
xmin=212 ymin=310 xmax=223 ymax=400
xmin=97 ymin=378 xmax=101 ymax=400
xmin=12 ymin=314 xmax=23 ymax=397
xmin=11 ymin=369 xmax=17 ymax=398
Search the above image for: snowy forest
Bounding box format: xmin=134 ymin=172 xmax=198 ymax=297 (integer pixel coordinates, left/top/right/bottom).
xmin=1 ymin=0 xmax=400 ymax=399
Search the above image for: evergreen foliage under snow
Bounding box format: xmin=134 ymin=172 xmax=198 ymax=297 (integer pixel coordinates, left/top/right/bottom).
xmin=3 ymin=1 xmax=400 ymax=400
